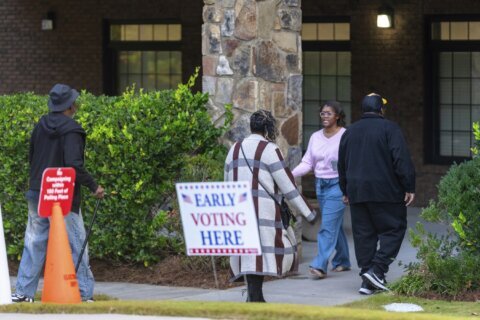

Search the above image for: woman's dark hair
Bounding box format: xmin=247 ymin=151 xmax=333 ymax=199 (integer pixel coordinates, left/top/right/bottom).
xmin=250 ymin=109 xmax=278 ymax=141
xmin=322 ymin=100 xmax=346 ymax=127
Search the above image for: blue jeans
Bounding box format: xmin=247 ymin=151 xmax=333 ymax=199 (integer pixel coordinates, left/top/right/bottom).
xmin=310 ymin=178 xmax=351 ymax=273
xmin=14 ymin=200 xmax=94 ymax=300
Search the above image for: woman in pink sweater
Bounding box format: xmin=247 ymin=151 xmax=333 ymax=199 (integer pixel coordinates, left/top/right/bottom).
xmin=292 ymin=101 xmax=351 ymax=279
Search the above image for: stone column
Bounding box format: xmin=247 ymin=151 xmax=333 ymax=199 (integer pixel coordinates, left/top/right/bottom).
xmin=202 ymin=0 xmax=303 ymax=167
xmin=202 ymin=0 xmax=304 ymax=259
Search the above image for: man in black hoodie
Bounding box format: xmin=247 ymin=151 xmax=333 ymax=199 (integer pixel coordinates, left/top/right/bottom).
xmin=338 ymin=93 xmax=415 ymax=296
xmin=12 ymin=84 xmax=104 ymax=303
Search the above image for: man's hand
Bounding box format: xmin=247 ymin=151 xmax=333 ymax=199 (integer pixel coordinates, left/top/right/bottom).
xmin=404 ymin=193 xmax=415 ymax=206
xmin=94 ymin=185 xmax=105 ymax=199
xmin=342 ymin=195 xmax=349 ymax=205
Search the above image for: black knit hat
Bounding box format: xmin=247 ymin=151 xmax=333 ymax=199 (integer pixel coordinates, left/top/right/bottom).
xmin=361 ymin=93 xmax=387 ymax=113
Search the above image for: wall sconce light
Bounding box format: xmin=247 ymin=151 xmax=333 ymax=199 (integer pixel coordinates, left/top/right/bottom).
xmin=377 ymin=5 xmax=394 ymax=28
xmin=41 ymin=11 xmax=55 ymax=31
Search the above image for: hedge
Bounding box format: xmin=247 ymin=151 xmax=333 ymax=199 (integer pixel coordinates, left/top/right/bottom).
xmin=0 ymin=71 xmax=232 ymax=265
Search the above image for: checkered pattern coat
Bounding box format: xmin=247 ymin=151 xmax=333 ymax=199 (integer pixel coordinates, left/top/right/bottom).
xmin=224 ymin=134 xmax=316 ymax=281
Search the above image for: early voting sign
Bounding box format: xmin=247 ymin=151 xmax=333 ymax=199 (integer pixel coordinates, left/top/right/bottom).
xmin=176 ymin=181 xmax=261 ymax=256
xmin=38 ymin=167 xmax=76 ymax=217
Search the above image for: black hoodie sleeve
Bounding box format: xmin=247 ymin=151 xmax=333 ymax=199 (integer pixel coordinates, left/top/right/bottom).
xmin=63 ymin=132 xmax=98 ymax=193
xmin=388 ymin=124 xmax=416 ymax=193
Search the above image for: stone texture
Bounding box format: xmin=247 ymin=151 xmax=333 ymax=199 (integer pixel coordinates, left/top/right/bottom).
xmin=257 ymin=0 xmax=276 ymax=39
xmin=286 ymin=54 xmax=300 ymax=73
xmin=207 ymin=97 xmax=227 ymax=125
xmin=203 ymin=6 xmax=221 ymax=23
xmin=203 ymin=24 xmax=222 ymax=55
xmin=272 ymin=31 xmax=297 ymax=52
xmin=202 ymin=55 xmax=217 ymax=76
xmin=233 ymin=79 xmax=258 ymax=111
xmin=281 ymin=114 xmax=299 ymax=145
xmin=274 ymin=16 xmax=282 ymax=30
xmin=204 ymin=0 xmax=216 ymax=4
xmin=278 ymin=8 xmax=302 ymax=31
xmin=202 ymin=0 xmax=303 ymax=178
xmin=202 ymin=76 xmax=216 ymax=96
xmin=234 ymin=0 xmax=257 ymax=40
xmin=232 ymin=46 xmax=250 ymax=76
xmin=225 ymin=112 xmax=251 ymax=142
xmin=287 ymin=74 xmax=302 ymax=110
xmin=284 ymin=0 xmax=299 ymax=7
xmin=219 ymin=0 xmax=235 ymax=8
xmin=221 ymin=10 xmax=235 ymax=37
xmin=286 ymin=146 xmax=302 ymax=171
xmin=254 ymin=41 xmax=285 ymax=82
xmin=215 ymin=77 xmax=234 ymax=104
xmin=216 ymin=55 xmax=234 ymax=75
xmin=273 ymin=91 xmax=289 ymax=117
xmin=224 ymin=39 xmax=240 ymax=57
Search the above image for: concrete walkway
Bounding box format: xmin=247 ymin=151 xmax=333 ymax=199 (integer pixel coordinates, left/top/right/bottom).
xmin=9 ymin=207 xmax=446 ymax=306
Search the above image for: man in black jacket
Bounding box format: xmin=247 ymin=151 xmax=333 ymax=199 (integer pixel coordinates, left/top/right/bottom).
xmin=12 ymin=84 xmax=104 ymax=303
xmin=338 ymin=93 xmax=415 ymax=295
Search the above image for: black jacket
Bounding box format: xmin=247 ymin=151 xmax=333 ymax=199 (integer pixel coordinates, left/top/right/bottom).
xmin=29 ymin=112 xmax=98 ymax=213
xmin=338 ymin=113 xmax=415 ymax=204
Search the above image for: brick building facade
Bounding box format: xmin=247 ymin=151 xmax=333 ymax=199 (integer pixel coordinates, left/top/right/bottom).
xmin=1 ymin=0 xmax=479 ymax=206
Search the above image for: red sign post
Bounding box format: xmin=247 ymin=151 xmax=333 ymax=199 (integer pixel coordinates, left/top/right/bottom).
xmin=38 ymin=167 xmax=76 ymax=217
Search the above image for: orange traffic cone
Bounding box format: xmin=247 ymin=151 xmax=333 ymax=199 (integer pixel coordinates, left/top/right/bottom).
xmin=41 ymin=202 xmax=81 ymax=304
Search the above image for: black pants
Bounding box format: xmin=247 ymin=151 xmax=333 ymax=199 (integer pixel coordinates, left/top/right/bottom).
xmin=246 ymin=275 xmax=265 ymax=302
xmin=350 ymin=202 xmax=407 ymax=275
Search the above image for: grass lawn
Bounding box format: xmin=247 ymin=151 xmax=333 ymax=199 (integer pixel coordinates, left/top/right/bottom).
xmin=0 ymin=299 xmax=476 ymax=320
xmin=343 ymin=292 xmax=480 ymax=318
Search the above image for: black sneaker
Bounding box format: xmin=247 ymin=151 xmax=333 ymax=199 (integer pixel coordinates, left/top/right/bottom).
xmin=361 ymin=269 xmax=389 ymax=291
xmin=358 ymin=279 xmax=376 ymax=295
xmin=11 ymin=293 xmax=34 ymax=303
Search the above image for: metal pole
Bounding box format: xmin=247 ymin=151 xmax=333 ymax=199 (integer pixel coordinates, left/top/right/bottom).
xmin=211 ymin=256 xmax=219 ymax=289
xmin=75 ymin=199 xmax=101 ymax=273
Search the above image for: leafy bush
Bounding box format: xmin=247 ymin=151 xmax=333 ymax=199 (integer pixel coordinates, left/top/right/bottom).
xmin=421 ymin=157 xmax=480 ymax=253
xmin=393 ymin=124 xmax=480 ymax=299
xmin=0 ymin=71 xmax=232 ymax=265
xmin=392 ymin=224 xmax=480 ymax=299
xmin=473 ymin=122 xmax=480 ymax=157
xmin=0 ymin=93 xmax=47 ymax=259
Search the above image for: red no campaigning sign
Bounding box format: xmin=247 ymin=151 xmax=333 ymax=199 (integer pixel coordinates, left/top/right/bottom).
xmin=38 ymin=167 xmax=76 ymax=217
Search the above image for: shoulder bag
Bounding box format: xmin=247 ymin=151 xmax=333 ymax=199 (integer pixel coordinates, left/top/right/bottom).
xmin=240 ymin=142 xmax=296 ymax=230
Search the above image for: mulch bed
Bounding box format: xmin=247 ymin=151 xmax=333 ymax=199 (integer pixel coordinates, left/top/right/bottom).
xmin=417 ymin=290 xmax=480 ymax=302
xmin=8 ymin=256 xmax=240 ymax=290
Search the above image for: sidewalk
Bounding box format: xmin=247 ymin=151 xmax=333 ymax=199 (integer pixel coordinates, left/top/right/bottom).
xmin=10 ymin=207 xmax=445 ymax=306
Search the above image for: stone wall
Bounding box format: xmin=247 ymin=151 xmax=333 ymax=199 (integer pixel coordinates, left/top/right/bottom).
xmin=202 ymin=0 xmax=303 ymax=166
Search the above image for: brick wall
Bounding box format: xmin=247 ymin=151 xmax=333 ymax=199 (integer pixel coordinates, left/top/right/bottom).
xmin=0 ymin=0 xmax=203 ymax=94
xmin=303 ymin=0 xmax=480 ymax=206
xmin=1 ymin=0 xmax=479 ymax=206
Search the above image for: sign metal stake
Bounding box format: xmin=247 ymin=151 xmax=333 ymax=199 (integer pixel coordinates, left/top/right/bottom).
xmin=211 ymin=256 xmax=219 ymax=289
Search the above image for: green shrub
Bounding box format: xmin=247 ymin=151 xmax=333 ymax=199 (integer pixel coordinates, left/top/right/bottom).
xmin=394 ymin=125 xmax=480 ymax=299
xmin=392 ymin=224 xmax=480 ymax=299
xmin=472 ymin=122 xmax=479 ymax=157
xmin=421 ymin=157 xmax=480 ymax=252
xmin=0 ymin=71 xmax=232 ymax=265
xmin=0 ymin=93 xmax=47 ymax=259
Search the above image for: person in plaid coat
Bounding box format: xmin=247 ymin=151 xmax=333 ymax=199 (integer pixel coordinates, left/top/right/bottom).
xmin=224 ymin=110 xmax=317 ymax=302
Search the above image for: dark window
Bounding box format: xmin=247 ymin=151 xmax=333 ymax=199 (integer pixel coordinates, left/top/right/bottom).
xmin=301 ymin=20 xmax=351 ymax=149
xmin=427 ymin=18 xmax=480 ymax=163
xmin=105 ymin=23 xmax=182 ymax=95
